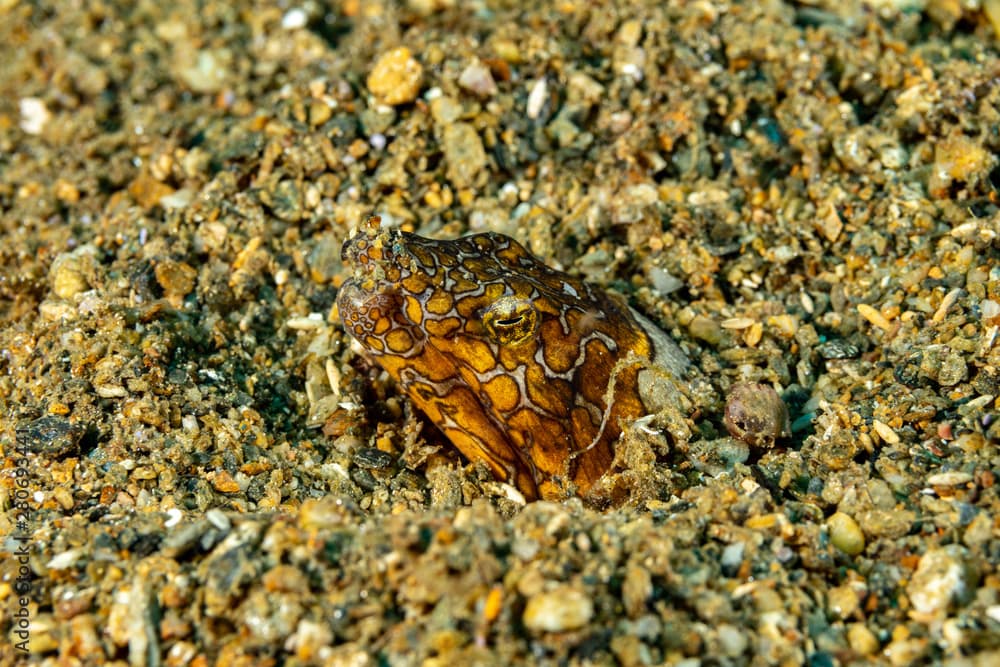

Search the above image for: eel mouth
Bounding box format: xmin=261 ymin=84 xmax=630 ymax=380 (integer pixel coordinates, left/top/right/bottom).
xmin=336 ymin=279 xmax=372 ymax=339
xmin=337 ymin=277 xmax=407 ymax=343
xmin=338 ymin=227 xmax=404 ymax=341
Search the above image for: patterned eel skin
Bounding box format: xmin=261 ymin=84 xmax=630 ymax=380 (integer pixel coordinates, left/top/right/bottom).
xmin=338 ymin=216 xmax=689 ymax=501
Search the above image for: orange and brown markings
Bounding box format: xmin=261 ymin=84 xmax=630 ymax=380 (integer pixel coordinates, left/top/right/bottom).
xmin=338 ymin=216 xmax=687 ymax=501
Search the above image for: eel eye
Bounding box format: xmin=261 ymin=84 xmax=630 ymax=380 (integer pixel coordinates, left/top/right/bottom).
xmin=483 ymin=297 xmax=539 ymax=346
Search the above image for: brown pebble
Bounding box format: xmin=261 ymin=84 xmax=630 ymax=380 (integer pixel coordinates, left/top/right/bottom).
xmin=210 ymin=471 xmax=240 ymax=494
xmin=262 ymin=564 xmax=309 ymax=593
xmin=55 ymin=588 xmax=95 ymax=620
xmin=128 ymin=173 xmax=175 ymax=209
xmin=154 ymin=260 xmax=198 ymax=301
xmin=54 ymin=178 xmax=80 ymax=203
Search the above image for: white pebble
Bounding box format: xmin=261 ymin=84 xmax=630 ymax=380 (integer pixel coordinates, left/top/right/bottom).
xmin=282 ymin=8 xmax=308 ymax=29
xmin=164 ymin=508 xmax=184 ymax=528
xmin=458 ymin=60 xmax=498 ymax=97
xmin=206 ymin=508 xmax=232 ymax=532
xmin=20 ymin=97 xmax=51 ymax=135
xmin=526 ymin=78 xmax=548 ymax=119
xmin=47 ymin=548 xmax=84 ymax=570
xmin=523 ymin=587 xmax=593 ymax=632
xmin=907 ymin=545 xmax=973 ymax=620
xmin=181 ymin=414 xmax=199 ymax=433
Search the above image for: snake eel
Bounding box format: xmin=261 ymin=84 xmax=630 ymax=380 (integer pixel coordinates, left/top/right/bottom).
xmin=338 ymin=216 xmax=689 ymax=501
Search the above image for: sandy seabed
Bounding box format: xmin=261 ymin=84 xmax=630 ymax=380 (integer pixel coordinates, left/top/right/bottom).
xmin=1 ymin=1 xmax=999 ymax=665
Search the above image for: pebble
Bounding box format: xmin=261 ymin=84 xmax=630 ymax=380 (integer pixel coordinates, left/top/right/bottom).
xmin=46 ymin=548 xmax=85 ymax=570
xmin=458 ymin=60 xmax=497 ymax=97
xmin=815 ymin=337 xmax=860 ymax=360
xmin=716 ymin=624 xmax=748 ymax=657
xmin=523 ymin=586 xmax=594 ymax=633
xmin=281 ymin=8 xmax=308 ymax=29
xmin=846 ymin=623 xmax=880 ymax=656
xmin=159 ymin=188 xmax=193 ymax=209
xmin=826 ymin=584 xmax=860 ymax=619
xmin=128 ymin=173 xmax=176 ymax=209
xmin=526 ymin=78 xmax=548 ymax=119
xmin=982 ymin=298 xmax=1000 ymax=323
xmin=269 ymin=179 xmax=304 ymax=221
xmin=919 ymin=345 xmax=968 ymax=387
xmin=154 ymin=259 xmax=198 ymax=303
xmin=857 ymin=303 xmax=893 ymax=331
xmin=262 ymin=564 xmax=309 ymax=594
xmin=871 ymin=419 xmax=900 ymax=445
xmin=175 ymin=49 xmax=229 ymax=94
xmin=54 ymin=178 xmax=80 ymax=203
xmin=68 ymin=614 xmax=105 ymax=660
xmin=211 ymin=471 xmax=241 ymax=494
xmin=25 ymin=614 xmax=59 ymax=653
xmin=287 ymin=618 xmax=333 ymax=661
xmin=817 ymin=203 xmax=844 ymax=243
xmin=827 ymin=512 xmax=866 ymax=556
xmin=926 ymin=471 xmax=973 ymax=487
xmin=720 ymin=542 xmax=745 ymax=574
xmin=906 ymin=545 xmax=975 ymax=621
xmin=442 ymin=122 xmax=486 ymax=189
xmin=352 ymin=447 xmax=394 ymax=470
xmin=205 ymin=508 xmax=232 ymax=533
xmin=622 ymin=564 xmax=652 ymax=618
xmin=15 ymin=415 xmax=83 ymax=457
xmin=688 ymin=315 xmax=723 ymax=345
xmin=50 ymin=248 xmax=95 ymax=300
xmin=929 ymin=133 xmax=997 ymax=196
xmin=647 ymin=266 xmax=683 ymax=295
xmin=962 ymin=511 xmax=992 ymax=549
xmin=367 ymin=47 xmax=423 ymax=106
xmin=884 ymin=636 xmax=929 ymax=666
xmin=19 ymin=96 xmax=51 ymax=134
xmin=429 ymin=94 xmax=462 ymax=124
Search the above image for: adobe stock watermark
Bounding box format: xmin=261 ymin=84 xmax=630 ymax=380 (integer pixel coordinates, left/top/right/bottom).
xmin=10 ymin=435 xmax=33 ymax=655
